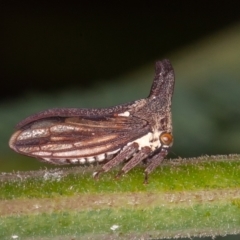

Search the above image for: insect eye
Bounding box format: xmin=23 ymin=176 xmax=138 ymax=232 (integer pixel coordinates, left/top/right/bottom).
xmin=160 ymin=133 xmax=173 ymax=146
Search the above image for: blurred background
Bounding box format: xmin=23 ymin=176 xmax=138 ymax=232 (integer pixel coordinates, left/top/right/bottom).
xmin=1 ymin=2 xmax=240 ymax=239
xmin=1 ymin=2 xmax=240 ymax=170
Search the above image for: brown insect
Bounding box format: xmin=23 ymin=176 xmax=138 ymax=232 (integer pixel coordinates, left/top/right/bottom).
xmin=9 ymin=59 xmax=175 ymax=182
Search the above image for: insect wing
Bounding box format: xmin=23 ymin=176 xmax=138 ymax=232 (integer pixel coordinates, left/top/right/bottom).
xmin=9 ymin=113 xmax=150 ymax=164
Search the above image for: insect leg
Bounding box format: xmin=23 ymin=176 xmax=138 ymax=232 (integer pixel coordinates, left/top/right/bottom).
xmin=94 ymin=142 xmax=139 ymax=179
xmin=144 ymin=148 xmax=168 ymax=184
xmin=116 ymin=146 xmax=152 ymax=178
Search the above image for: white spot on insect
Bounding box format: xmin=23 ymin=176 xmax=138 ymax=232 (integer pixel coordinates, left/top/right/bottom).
xmin=70 ymin=158 xmax=78 ymax=163
xmin=118 ymin=111 xmax=130 ymax=117
xmin=128 ymin=131 xmax=162 ymax=151
xmin=96 ymin=153 xmax=105 ymax=161
xmin=86 ymin=156 xmax=95 ymax=163
xmin=67 ymin=151 xmax=116 ymax=165
xmin=79 ymin=158 xmax=86 ymax=164
xmin=110 ymin=224 xmax=119 ymax=231
xmin=40 ymin=148 xmax=120 ymax=165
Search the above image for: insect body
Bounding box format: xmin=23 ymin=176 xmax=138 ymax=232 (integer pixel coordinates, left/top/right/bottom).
xmin=9 ymin=59 xmax=175 ymax=182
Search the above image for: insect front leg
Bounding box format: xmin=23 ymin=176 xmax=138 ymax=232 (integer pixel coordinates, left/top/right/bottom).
xmin=144 ymin=148 xmax=169 ymax=184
